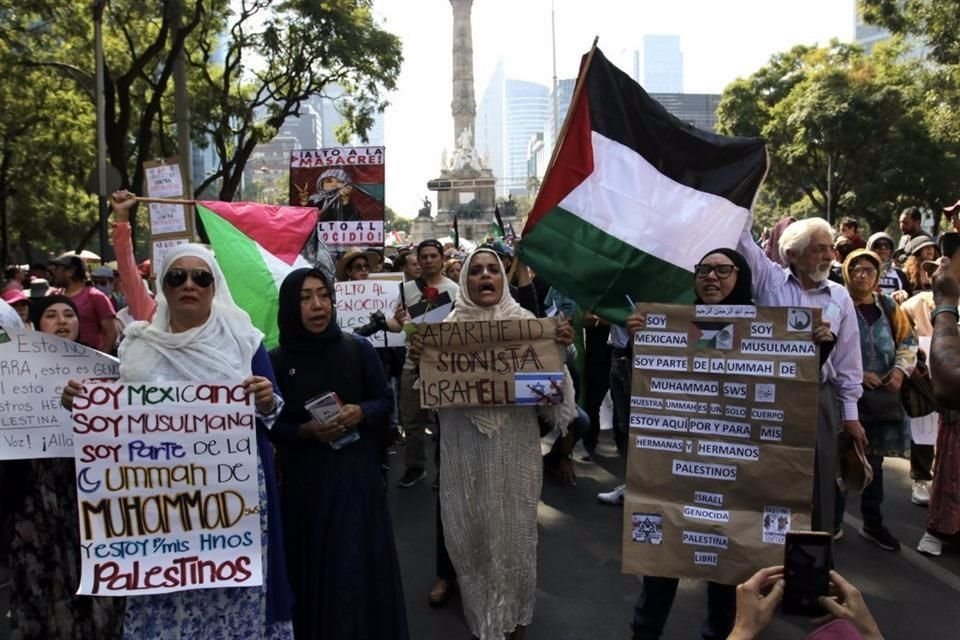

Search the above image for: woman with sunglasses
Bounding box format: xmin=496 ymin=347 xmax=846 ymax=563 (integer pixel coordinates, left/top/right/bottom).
xmin=62 ymin=245 xmax=295 ymax=639
xmin=8 ymin=296 xmax=125 ymax=639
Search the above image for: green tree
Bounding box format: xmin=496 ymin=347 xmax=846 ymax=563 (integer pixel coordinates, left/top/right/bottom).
xmin=383 ymin=206 xmax=411 ymax=235
xmin=717 ymin=40 xmax=960 ymax=233
xmin=188 ymin=0 xmax=402 ymax=201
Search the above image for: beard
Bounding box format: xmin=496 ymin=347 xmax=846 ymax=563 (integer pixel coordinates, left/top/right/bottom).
xmin=805 ymin=263 xmax=832 ymax=283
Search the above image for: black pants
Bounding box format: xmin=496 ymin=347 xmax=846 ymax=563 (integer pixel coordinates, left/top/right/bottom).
xmin=911 ymin=441 xmax=935 ymax=481
xmin=632 ymin=576 xmax=736 ymax=639
xmin=581 ymin=325 xmax=611 ymax=451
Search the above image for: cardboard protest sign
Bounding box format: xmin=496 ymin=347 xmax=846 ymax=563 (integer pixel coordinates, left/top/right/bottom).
xmin=335 ymin=274 xmax=404 ymax=348
xmin=623 ymin=304 xmax=819 ymax=585
xmin=143 ymin=157 xmax=193 ymax=239
xmin=418 ymin=318 xmax=565 ymax=409
xmin=72 ymin=381 xmax=262 ymax=596
xmin=289 ymin=147 xmax=384 ymax=248
xmin=0 ymin=329 xmax=118 ymax=459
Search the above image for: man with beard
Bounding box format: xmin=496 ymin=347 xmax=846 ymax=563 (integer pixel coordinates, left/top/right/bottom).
xmin=738 ymin=217 xmax=865 ymax=536
xmin=897 ymin=206 xmax=924 ymax=254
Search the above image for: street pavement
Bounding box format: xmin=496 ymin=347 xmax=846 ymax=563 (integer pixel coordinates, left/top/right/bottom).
xmin=3 ymin=436 xmax=960 ymax=639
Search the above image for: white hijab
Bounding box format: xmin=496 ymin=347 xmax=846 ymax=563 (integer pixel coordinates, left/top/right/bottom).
xmin=443 ymin=248 xmax=576 ymax=435
xmin=119 ymin=244 xmax=263 ymax=383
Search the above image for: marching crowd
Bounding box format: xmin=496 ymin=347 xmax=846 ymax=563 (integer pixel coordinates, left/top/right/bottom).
xmin=1 ymin=191 xmax=960 ymax=640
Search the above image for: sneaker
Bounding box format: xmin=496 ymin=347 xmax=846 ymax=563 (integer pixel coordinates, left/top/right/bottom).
xmin=917 ymin=532 xmax=943 ymax=557
xmin=859 ymin=525 xmax=901 ymax=552
xmin=833 ymin=528 xmax=844 ymax=541
xmin=597 ymin=484 xmax=625 ymax=505
xmin=911 ymin=480 xmax=931 ymax=506
xmin=398 ymin=468 xmax=427 ymax=488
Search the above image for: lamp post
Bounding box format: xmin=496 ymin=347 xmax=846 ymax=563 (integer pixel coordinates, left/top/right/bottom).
xmin=93 ymin=0 xmax=109 ymax=259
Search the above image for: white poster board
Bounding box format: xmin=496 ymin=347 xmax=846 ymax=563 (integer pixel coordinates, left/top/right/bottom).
xmin=72 ymin=381 xmax=263 ymax=596
xmin=335 ymin=275 xmax=405 ymax=348
xmin=911 ymin=336 xmax=938 ymax=445
xmin=0 ymin=329 xmax=118 ymax=459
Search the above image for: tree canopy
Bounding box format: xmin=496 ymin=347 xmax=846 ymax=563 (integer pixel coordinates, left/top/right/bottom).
xmin=717 ymin=39 xmax=960 ymax=234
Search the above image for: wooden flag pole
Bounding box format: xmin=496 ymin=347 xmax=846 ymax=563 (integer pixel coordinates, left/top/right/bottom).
xmin=133 ymin=196 xmax=197 ymax=205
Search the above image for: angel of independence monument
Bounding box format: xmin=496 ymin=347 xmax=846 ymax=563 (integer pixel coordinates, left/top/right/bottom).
xmin=418 ymin=0 xmax=517 ymax=244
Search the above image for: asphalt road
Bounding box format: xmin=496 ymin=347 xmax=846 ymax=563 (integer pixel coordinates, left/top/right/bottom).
xmin=3 ymin=436 xmax=959 ymax=639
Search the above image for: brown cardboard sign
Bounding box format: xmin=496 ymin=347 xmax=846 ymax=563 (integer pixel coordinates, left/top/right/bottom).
xmin=623 ymin=304 xmax=820 ymax=584
xmin=418 ymin=318 xmax=565 ymax=409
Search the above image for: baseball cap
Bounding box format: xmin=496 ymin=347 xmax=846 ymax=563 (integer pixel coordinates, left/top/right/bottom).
xmin=49 ymin=254 xmax=86 ymax=274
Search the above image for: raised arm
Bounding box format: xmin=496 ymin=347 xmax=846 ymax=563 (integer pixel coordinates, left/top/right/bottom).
xmin=736 ymin=215 xmax=783 ymax=299
xmin=110 ymin=190 xmax=157 ymax=322
xmin=931 ymin=258 xmax=960 ymax=408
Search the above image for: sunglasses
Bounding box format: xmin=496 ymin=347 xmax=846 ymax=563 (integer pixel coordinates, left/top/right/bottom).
xmin=694 ymin=264 xmax=738 ymax=279
xmin=163 ymin=268 xmax=214 ymax=289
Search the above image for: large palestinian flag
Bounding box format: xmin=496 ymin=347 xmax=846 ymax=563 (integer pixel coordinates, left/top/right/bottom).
xmin=196 ymin=201 xmax=315 ymax=348
xmin=518 ymin=48 xmax=767 ymax=325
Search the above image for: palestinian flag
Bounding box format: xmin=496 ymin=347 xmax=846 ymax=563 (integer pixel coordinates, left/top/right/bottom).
xmin=196 ymin=201 xmax=315 ymax=348
xmin=518 ymin=48 xmax=767 ymax=325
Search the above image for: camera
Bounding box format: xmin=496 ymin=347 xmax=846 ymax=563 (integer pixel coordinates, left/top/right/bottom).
xmin=354 ymin=310 xmax=389 ymax=337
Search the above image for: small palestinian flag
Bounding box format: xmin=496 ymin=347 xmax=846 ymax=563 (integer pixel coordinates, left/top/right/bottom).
xmin=689 ymin=321 xmax=735 ymax=350
xmin=518 ymin=47 xmax=767 ymax=325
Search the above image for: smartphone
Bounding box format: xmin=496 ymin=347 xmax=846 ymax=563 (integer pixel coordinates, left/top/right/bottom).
xmin=782 ymin=531 xmax=832 ymax=616
xmin=940 ymin=232 xmax=960 ymax=260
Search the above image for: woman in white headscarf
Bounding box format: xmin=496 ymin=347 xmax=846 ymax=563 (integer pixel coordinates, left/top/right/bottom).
xmin=414 ymin=247 xmax=576 ymax=640
xmin=63 ymin=244 xmax=294 ymax=639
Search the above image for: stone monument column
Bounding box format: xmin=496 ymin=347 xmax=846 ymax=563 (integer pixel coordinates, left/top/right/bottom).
xmin=450 ymin=0 xmax=476 ymax=147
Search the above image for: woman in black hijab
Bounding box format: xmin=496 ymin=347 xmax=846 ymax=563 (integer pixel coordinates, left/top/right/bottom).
xmin=269 ymin=268 xmax=408 ymax=640
xmin=625 ymin=248 xmax=749 ymax=640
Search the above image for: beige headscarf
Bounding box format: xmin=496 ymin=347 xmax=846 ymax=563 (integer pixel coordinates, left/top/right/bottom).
xmin=442 ymin=248 xmax=576 ymax=435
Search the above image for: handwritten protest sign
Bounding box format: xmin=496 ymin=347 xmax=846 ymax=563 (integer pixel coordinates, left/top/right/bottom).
xmin=0 ymin=329 xmax=117 ymax=459
xmin=623 ymin=304 xmax=819 ymax=584
xmin=418 ymin=318 xmax=564 ymax=408
xmin=72 ymin=381 xmax=262 ymax=596
xmin=335 ymin=275 xmax=404 ymax=348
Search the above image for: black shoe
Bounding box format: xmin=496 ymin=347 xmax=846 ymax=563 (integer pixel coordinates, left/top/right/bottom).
xmin=398 ymin=468 xmax=427 ymax=488
xmin=859 ymin=525 xmax=901 ymax=551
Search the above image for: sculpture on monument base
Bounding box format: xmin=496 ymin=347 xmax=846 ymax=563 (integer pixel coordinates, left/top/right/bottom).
xmin=446 ymin=126 xmax=483 ymax=172
xmin=418 ymin=196 xmax=433 ymax=218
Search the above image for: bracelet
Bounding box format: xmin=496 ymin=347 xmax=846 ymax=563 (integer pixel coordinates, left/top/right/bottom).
xmin=930 ymin=305 xmax=959 ymax=323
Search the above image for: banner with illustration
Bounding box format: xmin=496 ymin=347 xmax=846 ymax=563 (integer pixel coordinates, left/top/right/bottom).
xmin=289 ymin=147 xmax=384 ymax=248
xmin=623 ymin=304 xmax=819 ymax=584
xmin=72 ymin=381 xmax=262 ymax=596
xmin=0 ymin=329 xmax=118 ymax=459
xmin=417 ymin=318 xmax=565 ymax=409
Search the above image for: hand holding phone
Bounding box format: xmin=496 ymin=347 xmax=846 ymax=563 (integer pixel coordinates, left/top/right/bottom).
xmin=782 ymin=531 xmax=832 ymax=616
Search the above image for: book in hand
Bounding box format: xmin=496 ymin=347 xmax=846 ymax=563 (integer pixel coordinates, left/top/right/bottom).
xmin=304 ymin=391 xmax=360 ymax=450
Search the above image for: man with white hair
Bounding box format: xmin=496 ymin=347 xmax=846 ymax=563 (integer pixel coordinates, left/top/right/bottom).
xmin=738 ymin=216 xmax=865 ymax=537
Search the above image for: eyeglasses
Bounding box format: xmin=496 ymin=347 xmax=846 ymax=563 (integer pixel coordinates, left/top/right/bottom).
xmin=163 ymin=268 xmax=214 ymax=289
xmin=694 ymin=264 xmax=738 ymax=279
xmin=851 ymin=267 xmax=878 ymax=278
xmin=351 ymin=261 xmax=370 ymax=271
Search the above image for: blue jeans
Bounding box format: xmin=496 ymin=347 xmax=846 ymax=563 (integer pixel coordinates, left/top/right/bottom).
xmin=609 ymin=351 xmax=632 ymax=455
xmin=632 ymin=576 xmax=736 ymax=639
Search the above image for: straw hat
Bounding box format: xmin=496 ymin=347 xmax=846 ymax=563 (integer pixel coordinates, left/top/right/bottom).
xmin=335 ymin=247 xmax=382 ymax=281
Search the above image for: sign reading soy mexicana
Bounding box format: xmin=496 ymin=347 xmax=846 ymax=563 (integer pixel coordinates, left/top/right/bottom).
xmin=418 ymin=318 xmax=565 ymax=409
xmin=72 ymin=381 xmax=262 ymax=596
xmin=624 ymin=304 xmax=819 ymax=585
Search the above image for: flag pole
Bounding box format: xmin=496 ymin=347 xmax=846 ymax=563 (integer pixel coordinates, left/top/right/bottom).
xmin=134 ymin=196 xmax=197 ymax=205
xmin=543 ymin=36 xmax=599 ymax=178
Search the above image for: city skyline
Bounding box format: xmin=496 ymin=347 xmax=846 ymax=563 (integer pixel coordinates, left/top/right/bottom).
xmin=374 ymin=0 xmax=856 ymax=218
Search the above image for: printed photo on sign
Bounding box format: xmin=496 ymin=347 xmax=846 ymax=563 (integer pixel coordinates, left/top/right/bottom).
xmin=514 ymin=372 xmax=564 ymax=405
xmin=787 ymin=308 xmax=813 ymax=332
xmin=690 ymin=321 xmax=735 ymax=350
xmin=632 ymin=513 xmax=663 ymax=544
xmin=762 ymin=506 xmax=792 ymax=544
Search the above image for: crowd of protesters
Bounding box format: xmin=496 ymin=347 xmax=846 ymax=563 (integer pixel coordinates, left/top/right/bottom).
xmin=3 ymin=191 xmax=960 ymax=640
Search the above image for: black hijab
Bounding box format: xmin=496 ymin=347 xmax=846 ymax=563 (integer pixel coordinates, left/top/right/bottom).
xmin=29 ymin=294 xmax=81 ymax=340
xmin=277 ymin=267 xmax=342 ymax=353
xmin=694 ymin=248 xmax=754 ymax=305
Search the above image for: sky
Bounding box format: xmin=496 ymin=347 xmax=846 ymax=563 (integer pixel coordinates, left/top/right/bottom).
xmin=372 ymin=0 xmax=857 ymax=218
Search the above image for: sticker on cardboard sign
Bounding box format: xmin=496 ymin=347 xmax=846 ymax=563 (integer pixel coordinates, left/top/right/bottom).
xmin=762 ymin=506 xmax=791 ymax=544
xmin=632 ymin=512 xmax=664 ymax=545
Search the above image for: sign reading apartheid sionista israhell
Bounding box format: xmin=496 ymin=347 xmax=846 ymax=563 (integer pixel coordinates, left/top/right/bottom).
xmin=623 ymin=304 xmax=820 ymax=584
xmin=418 ymin=318 xmax=566 ymax=409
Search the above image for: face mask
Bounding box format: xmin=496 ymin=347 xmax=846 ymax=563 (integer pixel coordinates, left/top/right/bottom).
xmin=95 ymin=283 xmax=113 ymax=296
